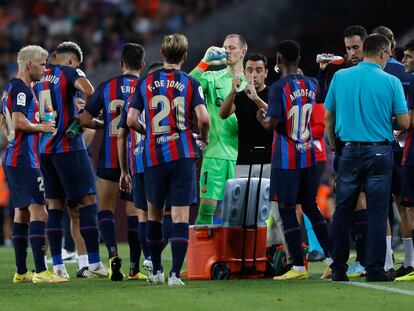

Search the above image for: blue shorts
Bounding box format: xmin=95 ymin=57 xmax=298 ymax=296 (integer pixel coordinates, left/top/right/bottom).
xmin=400 ymin=165 xmax=414 ymax=207
xmin=144 ymin=159 xmax=196 ymax=209
xmin=40 ymin=151 xmax=96 ymax=203
xmin=270 ymin=166 xmax=318 ymax=206
xmin=132 ymin=173 xmax=147 ymax=210
xmin=3 ymin=166 xmax=45 ymax=209
xmin=97 ymin=168 xmax=121 ymax=182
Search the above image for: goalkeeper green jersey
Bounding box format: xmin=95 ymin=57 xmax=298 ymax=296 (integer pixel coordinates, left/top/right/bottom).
xmin=190 ymin=68 xmax=247 ymax=160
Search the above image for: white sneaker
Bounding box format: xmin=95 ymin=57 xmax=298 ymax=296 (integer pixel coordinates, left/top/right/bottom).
xmin=148 ymin=270 xmax=165 ymax=285
xmin=168 ymin=272 xmax=185 ymax=286
xmin=62 ymin=249 xmax=77 ymax=261
xmin=143 ymin=258 xmax=153 ymax=272
xmin=89 ymin=263 xmax=109 ymax=278
xmin=53 ymin=264 xmax=70 ymax=279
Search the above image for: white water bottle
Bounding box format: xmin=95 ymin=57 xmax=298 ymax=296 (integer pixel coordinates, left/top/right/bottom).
xmin=316 ymin=54 xmax=344 ymax=65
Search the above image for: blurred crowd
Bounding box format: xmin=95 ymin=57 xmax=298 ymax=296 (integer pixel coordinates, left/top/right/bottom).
xmin=0 ymin=0 xmax=242 ymax=88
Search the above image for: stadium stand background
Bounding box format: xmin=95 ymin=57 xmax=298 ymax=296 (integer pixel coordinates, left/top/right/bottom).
xmin=1 ymin=0 xmax=414 ymax=89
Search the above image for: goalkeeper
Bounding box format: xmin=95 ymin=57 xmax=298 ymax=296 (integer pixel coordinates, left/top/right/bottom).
xmin=190 ymin=34 xmax=248 ymax=224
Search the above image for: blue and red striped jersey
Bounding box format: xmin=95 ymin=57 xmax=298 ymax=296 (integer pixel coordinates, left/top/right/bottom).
xmin=1 ymin=78 xmax=40 ymax=168
xmin=118 ymin=100 xmax=144 ymax=175
xmin=401 ymin=73 xmax=414 ymax=166
xmin=33 ymin=64 xmax=86 ymax=154
xmin=85 ymin=74 xmax=139 ymax=169
xmin=267 ymin=74 xmax=319 ymax=169
xmin=129 ymin=68 xmax=205 ymax=168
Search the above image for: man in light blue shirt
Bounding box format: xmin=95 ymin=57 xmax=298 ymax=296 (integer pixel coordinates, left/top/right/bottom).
xmin=325 ymin=34 xmax=409 ymax=282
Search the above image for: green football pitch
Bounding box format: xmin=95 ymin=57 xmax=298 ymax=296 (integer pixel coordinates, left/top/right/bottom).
xmin=0 ymin=244 xmax=413 ymax=311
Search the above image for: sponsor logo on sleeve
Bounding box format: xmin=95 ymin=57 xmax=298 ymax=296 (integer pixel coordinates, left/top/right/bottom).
xmin=198 ymin=86 xmax=205 ymax=100
xmin=76 ymin=68 xmax=86 ymax=77
xmin=17 ymin=92 xmax=26 ymax=106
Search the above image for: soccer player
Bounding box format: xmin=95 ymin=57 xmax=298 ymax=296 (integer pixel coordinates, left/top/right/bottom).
xmin=33 ymin=42 xmax=106 ymax=279
xmin=127 ymin=33 xmax=209 ymax=286
xmin=371 ymin=26 xmax=414 ymax=278
xmin=117 ymin=61 xmax=166 ymax=277
xmin=78 ymin=43 xmax=148 ymax=281
xmin=190 ymin=34 xmax=247 ymax=225
xmin=396 ymin=39 xmax=414 ymax=282
xmin=257 ymin=40 xmax=332 ymax=280
xmin=0 ymin=45 xmax=66 ymax=283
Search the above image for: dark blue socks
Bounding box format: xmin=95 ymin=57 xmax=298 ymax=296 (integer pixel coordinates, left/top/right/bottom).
xmin=98 ymin=210 xmax=118 ymax=258
xmin=170 ymin=222 xmax=189 ymax=278
xmin=146 ymin=221 xmax=164 ymax=274
xmin=46 ymin=209 xmax=63 ymax=266
xmin=12 ymin=223 xmax=28 ymax=275
xmin=279 ymin=206 xmax=304 ymax=266
xmin=29 ymin=221 xmax=47 ymax=273
xmin=80 ymin=204 xmax=100 ymax=264
xmin=353 ymin=209 xmax=368 ymax=266
xmin=162 ymin=214 xmax=173 ymax=250
xmin=127 ymin=216 xmax=141 ymax=275
xmin=138 ymin=221 xmax=150 ymax=259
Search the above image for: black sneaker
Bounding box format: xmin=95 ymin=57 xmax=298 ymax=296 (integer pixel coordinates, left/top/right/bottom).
xmin=76 ymin=266 xmax=90 ymax=278
xmin=394 ymin=265 xmax=414 ymax=278
xmin=332 ymin=271 xmax=349 ymax=282
xmin=366 ymin=271 xmax=394 ymax=282
xmin=385 ymin=268 xmax=396 ymax=279
xmin=109 ymin=256 xmax=124 ymax=281
xmin=307 ymin=250 xmax=325 ymax=262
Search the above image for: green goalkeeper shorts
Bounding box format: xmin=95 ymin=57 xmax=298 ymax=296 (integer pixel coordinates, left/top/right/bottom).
xmin=199 ymin=158 xmax=236 ymax=201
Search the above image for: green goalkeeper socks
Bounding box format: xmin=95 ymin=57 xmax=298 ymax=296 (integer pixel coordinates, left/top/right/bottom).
xmin=195 ymin=203 xmax=216 ymax=225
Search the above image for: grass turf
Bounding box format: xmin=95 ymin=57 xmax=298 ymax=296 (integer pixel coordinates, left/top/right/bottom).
xmin=0 ymin=244 xmax=413 ymax=311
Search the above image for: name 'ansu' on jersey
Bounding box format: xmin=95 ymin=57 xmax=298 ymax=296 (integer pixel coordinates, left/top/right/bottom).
xmin=268 ymin=74 xmax=321 ymax=169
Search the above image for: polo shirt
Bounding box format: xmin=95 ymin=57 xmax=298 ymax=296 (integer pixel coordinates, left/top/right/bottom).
xmin=324 ymin=61 xmax=407 ymax=142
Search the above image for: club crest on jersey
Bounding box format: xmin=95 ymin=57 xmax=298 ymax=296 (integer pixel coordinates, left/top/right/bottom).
xmin=215 ymin=97 xmax=223 ymax=107
xmin=295 ymin=141 xmax=313 ymax=152
xmin=17 ymin=92 xmax=26 ymax=106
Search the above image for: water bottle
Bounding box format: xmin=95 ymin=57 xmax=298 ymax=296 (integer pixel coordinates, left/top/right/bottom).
xmin=316 ymin=54 xmax=344 ymax=65
xmin=43 ymin=107 xmax=55 ymax=139
xmin=208 ymin=50 xmax=227 ymax=61
xmin=66 ymin=119 xmax=81 ymax=139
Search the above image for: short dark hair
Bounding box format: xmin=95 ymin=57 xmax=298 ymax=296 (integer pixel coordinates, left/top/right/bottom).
xmin=147 ymin=61 xmax=164 ymax=74
xmin=404 ymin=39 xmax=414 ymax=52
xmin=244 ymin=53 xmax=267 ymax=67
xmin=56 ymin=41 xmax=83 ymax=63
xmin=161 ymin=33 xmax=188 ymax=64
xmin=122 ymin=43 xmax=145 ymax=70
xmin=275 ymin=40 xmax=300 ymax=63
xmin=363 ymin=34 xmax=391 ymax=58
xmin=47 ymin=51 xmax=57 ymax=65
xmin=372 ymin=26 xmax=396 ymax=50
xmin=343 ymin=25 xmax=368 ymax=40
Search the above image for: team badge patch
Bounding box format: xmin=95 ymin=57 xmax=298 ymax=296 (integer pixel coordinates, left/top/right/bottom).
xmin=198 ymin=86 xmax=204 ymax=100
xmin=215 ymin=97 xmax=223 ymax=107
xmin=76 ymin=68 xmax=86 ymax=77
xmin=17 ymin=92 xmax=26 ymax=106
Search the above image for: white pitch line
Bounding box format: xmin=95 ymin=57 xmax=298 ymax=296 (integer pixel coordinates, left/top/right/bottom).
xmin=341 ymin=281 xmax=414 ymax=296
